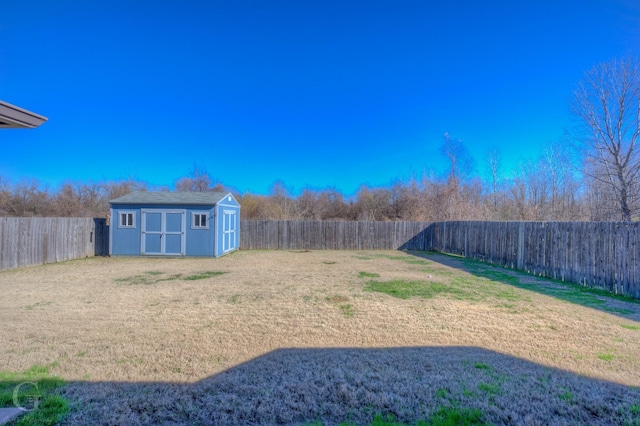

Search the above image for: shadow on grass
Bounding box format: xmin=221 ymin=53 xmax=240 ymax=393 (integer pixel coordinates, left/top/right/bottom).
xmin=406 ymin=250 xmax=640 ymax=322
xmin=21 ymin=347 xmax=638 ymax=425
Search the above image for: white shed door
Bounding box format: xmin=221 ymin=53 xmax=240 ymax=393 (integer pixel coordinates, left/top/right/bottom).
xmin=141 ymin=210 xmax=185 ymax=255
xmin=222 ymin=210 xmax=236 ymax=252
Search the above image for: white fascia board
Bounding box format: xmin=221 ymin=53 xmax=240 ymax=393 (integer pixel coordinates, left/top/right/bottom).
xmin=0 ymin=100 xmax=48 ymax=128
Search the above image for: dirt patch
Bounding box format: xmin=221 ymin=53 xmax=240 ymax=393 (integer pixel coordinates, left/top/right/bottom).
xmin=1 ymin=250 xmax=639 ymax=424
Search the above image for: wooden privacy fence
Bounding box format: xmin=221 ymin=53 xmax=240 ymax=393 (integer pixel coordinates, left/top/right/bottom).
xmin=428 ymin=221 xmax=640 ymax=299
xmin=2 ymin=218 xmax=640 ymax=300
xmin=241 ymin=220 xmax=432 ymax=250
xmin=242 ymin=220 xmax=640 ymax=299
xmin=0 ymin=217 xmax=108 ymax=271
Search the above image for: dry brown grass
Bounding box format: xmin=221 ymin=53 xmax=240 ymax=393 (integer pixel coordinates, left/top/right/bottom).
xmin=1 ymin=250 xmax=640 ymax=425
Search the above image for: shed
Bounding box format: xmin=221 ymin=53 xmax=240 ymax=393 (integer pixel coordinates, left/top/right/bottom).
xmin=109 ymin=191 xmax=240 ymax=257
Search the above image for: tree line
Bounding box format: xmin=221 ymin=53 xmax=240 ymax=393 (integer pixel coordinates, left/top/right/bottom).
xmin=2 ymin=56 xmax=638 ymax=222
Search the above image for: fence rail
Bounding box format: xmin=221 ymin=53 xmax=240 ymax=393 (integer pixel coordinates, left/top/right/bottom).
xmin=240 ymin=220 xmax=431 ymax=251
xmin=0 ymin=217 xmax=108 ymax=271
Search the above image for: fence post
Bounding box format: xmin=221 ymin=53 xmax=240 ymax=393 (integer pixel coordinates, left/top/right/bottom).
xmin=42 ymin=233 xmax=47 ymax=264
xmin=517 ymin=222 xmax=525 ymax=270
xmin=463 ymin=222 xmax=468 ymax=257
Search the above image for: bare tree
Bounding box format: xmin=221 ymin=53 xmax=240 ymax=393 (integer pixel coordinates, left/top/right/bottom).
xmin=0 ymin=176 xmax=11 ymax=216
xmin=571 ymin=56 xmax=640 ymax=221
xmin=53 ymin=182 xmax=84 ymax=216
xmin=539 ymin=142 xmax=584 ymax=220
xmin=298 ymin=187 xmax=350 ymax=220
xmin=175 ymin=164 xmax=224 ymax=192
xmin=485 ymin=147 xmax=502 ymax=214
xmin=316 ymin=188 xmax=349 ymax=220
xmin=264 ymin=181 xmax=304 ymax=220
xmin=239 ymin=193 xmax=266 ymax=219
xmin=437 ymin=133 xmax=478 ymax=219
xmin=390 ymin=178 xmax=422 ymax=220
xmin=103 ymin=179 xmax=146 ymax=201
xmin=353 ymin=185 xmax=394 ymax=221
xmin=6 ymin=179 xmax=52 ymax=216
xmin=441 ymin=133 xmax=475 ymax=189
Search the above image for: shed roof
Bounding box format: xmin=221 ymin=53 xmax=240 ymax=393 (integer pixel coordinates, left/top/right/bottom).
xmin=0 ymin=100 xmax=48 ymax=129
xmin=110 ymin=191 xmax=233 ymax=205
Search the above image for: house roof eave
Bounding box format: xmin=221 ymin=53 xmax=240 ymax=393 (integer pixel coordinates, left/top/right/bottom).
xmin=0 ymin=100 xmax=48 ymax=129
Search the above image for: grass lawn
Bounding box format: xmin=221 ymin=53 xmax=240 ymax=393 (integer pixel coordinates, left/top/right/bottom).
xmin=1 ymin=250 xmax=639 ymax=425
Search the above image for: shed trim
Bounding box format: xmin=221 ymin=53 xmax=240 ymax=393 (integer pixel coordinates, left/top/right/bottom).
xmin=117 ymin=210 xmax=136 ymax=228
xmin=140 ymin=208 xmax=187 ymax=255
xmin=191 ymin=211 xmax=210 ymax=229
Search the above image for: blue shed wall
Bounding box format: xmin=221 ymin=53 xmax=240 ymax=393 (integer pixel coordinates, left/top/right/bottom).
xmin=214 ymin=197 xmax=241 ymax=257
xmin=185 ymin=206 xmax=215 ymax=256
xmin=110 ymin=203 xmax=216 ymax=256
xmin=110 ymin=207 xmax=141 ymax=255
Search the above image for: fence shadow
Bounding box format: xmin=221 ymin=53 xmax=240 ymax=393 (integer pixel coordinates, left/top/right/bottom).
xmin=51 ymin=346 xmax=640 ymax=425
xmin=405 ymin=250 xmax=640 ymax=322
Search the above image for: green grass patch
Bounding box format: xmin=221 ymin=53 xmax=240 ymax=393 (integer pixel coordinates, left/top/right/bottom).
xmin=524 ymin=286 xmax=636 ymax=315
xmin=435 ymin=388 xmax=449 ymax=399
xmin=364 ymin=279 xmax=467 ymax=300
xmin=353 ymin=255 xmax=375 ymax=260
xmin=490 ymin=287 xmax=522 ymax=301
xmin=402 ymin=258 xmax=431 ymax=265
xmin=558 ymin=390 xmax=573 ymax=402
xmin=184 ymin=271 xmax=227 ymax=281
xmin=477 ymin=382 xmax=499 ymax=395
xmin=421 ymin=267 xmax=453 ymax=276
xmin=474 ymin=363 xmax=491 ymax=370
xmin=494 ymin=302 xmax=516 ymax=310
xmin=359 ymin=271 xmax=380 ymax=279
xmin=114 ymin=273 xmax=180 ymax=285
xmin=0 ymin=364 xmax=68 ymax=426
xmin=115 ymin=271 xmax=226 ymax=284
xmin=367 ymin=413 xmax=410 ymax=425
xmin=450 ymin=275 xmax=530 ymax=303
xmin=620 ymin=324 xmax=640 ymax=330
xmin=431 ymin=252 xmax=640 ymax=315
xmin=324 ymin=295 xmax=354 ymax=317
xmin=23 ymin=301 xmax=52 ymax=311
xmin=597 ymin=353 xmax=615 ymax=362
xmin=428 ymin=406 xmax=487 ymax=426
xmin=14 ymin=395 xmax=69 ymax=426
xmin=339 ymin=304 xmax=354 ymax=318
xmin=362 ymin=274 xmax=525 ymax=302
xmin=377 ymin=253 xmax=431 ymax=266
xmin=114 ymin=275 xmax=148 ymax=285
xmin=461 ymin=265 xmax=522 ymax=287
xmin=308 ymin=409 xmax=487 ymax=426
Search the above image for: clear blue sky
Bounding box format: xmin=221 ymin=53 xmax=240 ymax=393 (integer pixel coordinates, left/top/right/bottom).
xmin=2 ymin=1 xmax=639 ymax=195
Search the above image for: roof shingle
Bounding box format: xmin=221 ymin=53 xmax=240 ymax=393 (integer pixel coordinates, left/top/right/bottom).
xmin=109 ymin=191 xmax=230 ymax=205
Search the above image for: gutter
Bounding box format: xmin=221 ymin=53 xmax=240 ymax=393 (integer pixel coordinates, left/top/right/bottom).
xmin=0 ymin=100 xmax=48 ymax=129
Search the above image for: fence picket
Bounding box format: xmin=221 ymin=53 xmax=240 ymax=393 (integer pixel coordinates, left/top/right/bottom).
xmin=0 ymin=217 xmax=107 ymax=271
